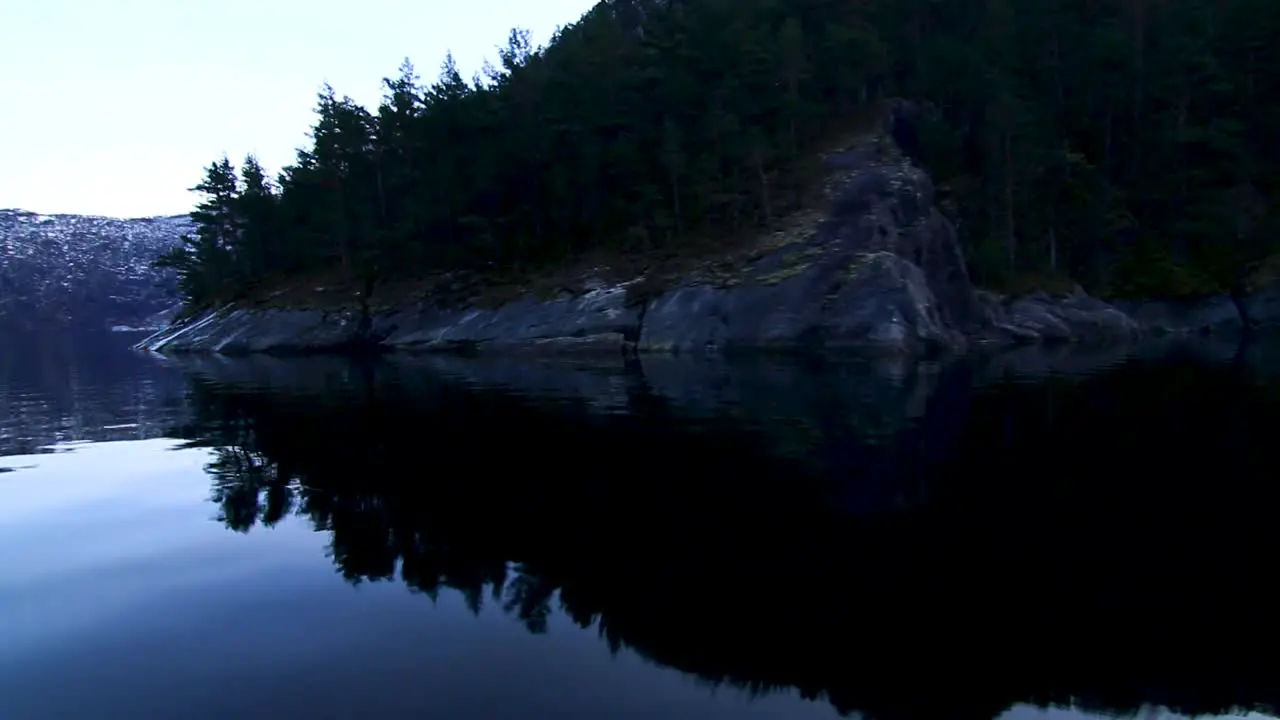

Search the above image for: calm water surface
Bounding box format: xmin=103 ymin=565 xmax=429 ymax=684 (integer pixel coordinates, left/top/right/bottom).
xmin=2 ymin=332 xmax=1280 ymax=720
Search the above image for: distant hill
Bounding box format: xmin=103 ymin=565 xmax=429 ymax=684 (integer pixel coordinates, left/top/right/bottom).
xmin=0 ymin=208 xmax=192 ymax=332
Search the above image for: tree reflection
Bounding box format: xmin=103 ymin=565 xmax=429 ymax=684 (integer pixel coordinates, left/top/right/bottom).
xmin=174 ymin=354 xmax=1280 ymax=720
xmin=206 ymin=445 xmax=294 ymax=531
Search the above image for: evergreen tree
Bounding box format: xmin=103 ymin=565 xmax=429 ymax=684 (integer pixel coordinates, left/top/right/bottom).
xmin=235 ymin=155 xmax=278 ymax=284
xmin=166 ymin=0 xmax=1280 ymax=308
xmin=157 ymin=157 xmax=242 ymax=305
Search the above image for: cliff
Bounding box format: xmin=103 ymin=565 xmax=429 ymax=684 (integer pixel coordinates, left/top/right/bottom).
xmin=135 ymin=108 xmax=1280 ymax=358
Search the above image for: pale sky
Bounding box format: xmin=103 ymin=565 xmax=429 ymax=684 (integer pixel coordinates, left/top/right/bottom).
xmin=0 ymin=0 xmax=598 ymax=219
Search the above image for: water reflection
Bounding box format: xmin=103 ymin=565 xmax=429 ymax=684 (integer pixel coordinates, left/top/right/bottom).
xmin=0 ymin=331 xmax=188 ymax=457
xmin=163 ymin=342 xmax=1280 ymax=720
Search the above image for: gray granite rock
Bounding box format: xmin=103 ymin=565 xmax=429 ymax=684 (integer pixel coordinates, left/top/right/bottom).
xmin=1241 ymin=282 xmax=1280 ymax=328
xmin=1113 ymin=295 xmax=1243 ymax=335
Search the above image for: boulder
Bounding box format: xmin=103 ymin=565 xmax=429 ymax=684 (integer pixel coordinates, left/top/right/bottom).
xmin=1241 ymin=282 xmax=1280 ymax=328
xmin=638 ymin=135 xmax=973 ymax=356
xmin=1113 ymin=296 xmax=1243 ymax=335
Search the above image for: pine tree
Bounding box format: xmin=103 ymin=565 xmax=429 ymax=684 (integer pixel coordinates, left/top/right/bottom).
xmin=170 ymin=0 xmax=1280 ymax=305
xmin=235 ymin=154 xmax=278 ymax=284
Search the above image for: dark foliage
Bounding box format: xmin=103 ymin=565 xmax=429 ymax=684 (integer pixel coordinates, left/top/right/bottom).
xmin=172 ymin=353 xmax=1280 ymax=719
xmin=164 ymin=0 xmax=1280 ymax=305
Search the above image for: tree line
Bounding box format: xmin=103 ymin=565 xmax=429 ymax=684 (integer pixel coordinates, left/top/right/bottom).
xmin=160 ymin=0 xmax=1280 ymax=306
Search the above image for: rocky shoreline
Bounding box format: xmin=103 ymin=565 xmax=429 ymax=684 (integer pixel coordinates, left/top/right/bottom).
xmin=133 ymin=279 xmax=1280 ymax=358
xmin=134 ymin=113 xmax=1280 ymax=359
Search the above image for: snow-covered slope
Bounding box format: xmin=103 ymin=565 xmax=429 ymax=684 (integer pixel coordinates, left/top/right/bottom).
xmin=0 ymin=208 xmax=193 ymax=332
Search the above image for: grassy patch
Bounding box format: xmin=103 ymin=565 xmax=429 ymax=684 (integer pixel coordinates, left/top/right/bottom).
xmin=754 ymin=262 xmax=813 ymax=286
xmin=751 ymin=245 xmax=829 ymax=286
xmin=844 ymin=251 xmax=899 ymax=281
xmin=251 ymin=270 xmax=366 ymax=310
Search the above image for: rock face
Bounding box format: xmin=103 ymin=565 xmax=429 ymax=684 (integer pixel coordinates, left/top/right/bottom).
xmin=1241 ymin=283 xmax=1280 ymax=329
xmin=1 ymin=209 xmax=190 ymax=332
xmin=638 ymin=251 xmax=952 ymax=355
xmin=978 ymin=289 xmax=1140 ymax=344
xmin=140 ymin=307 xmax=373 ymax=355
xmin=133 ymin=112 xmax=1279 ymax=358
xmin=636 ymin=133 xmax=977 ymax=355
xmin=633 ymin=124 xmax=983 ymax=356
xmin=1113 ymin=296 xmax=1246 ymax=335
xmin=375 ymin=282 xmax=642 ymax=352
xmin=139 ymin=126 xmax=983 ymax=357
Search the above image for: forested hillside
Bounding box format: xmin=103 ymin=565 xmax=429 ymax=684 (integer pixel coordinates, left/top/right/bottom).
xmin=161 ymin=0 xmax=1280 ymax=308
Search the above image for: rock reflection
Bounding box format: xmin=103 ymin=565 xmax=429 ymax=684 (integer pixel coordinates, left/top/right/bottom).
xmin=169 ymin=342 xmax=1280 ymax=720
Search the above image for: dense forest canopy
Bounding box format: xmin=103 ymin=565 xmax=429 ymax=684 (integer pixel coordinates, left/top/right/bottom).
xmin=159 ymin=0 xmax=1280 ymax=307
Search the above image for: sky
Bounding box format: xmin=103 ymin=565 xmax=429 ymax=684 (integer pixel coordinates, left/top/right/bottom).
xmin=0 ymin=0 xmax=599 ymax=219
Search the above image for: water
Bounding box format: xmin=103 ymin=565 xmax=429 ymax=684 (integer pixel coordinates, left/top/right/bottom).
xmin=2 ymin=332 xmax=1280 ymax=720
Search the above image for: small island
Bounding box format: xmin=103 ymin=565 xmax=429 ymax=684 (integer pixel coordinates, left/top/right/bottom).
xmin=142 ymin=0 xmax=1280 ymax=356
